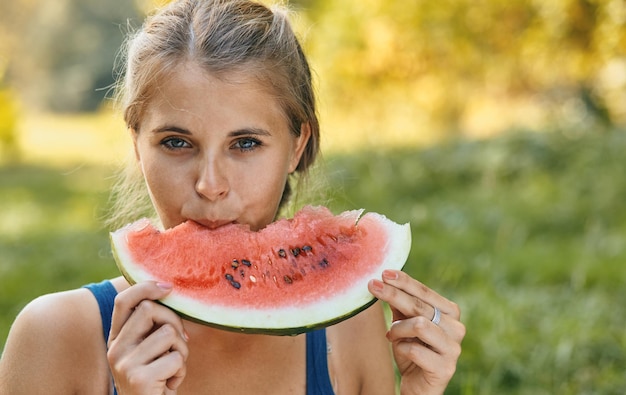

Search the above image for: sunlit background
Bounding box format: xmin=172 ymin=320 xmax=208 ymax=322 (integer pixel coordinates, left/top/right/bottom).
xmin=1 ymin=0 xmax=625 ymax=393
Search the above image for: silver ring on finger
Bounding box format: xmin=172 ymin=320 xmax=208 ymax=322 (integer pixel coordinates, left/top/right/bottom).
xmin=431 ymin=306 xmax=441 ymax=326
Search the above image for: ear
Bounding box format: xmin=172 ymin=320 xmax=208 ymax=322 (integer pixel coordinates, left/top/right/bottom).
xmin=288 ymin=122 xmax=312 ymax=174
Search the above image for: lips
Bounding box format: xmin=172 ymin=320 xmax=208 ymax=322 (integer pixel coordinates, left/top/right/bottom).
xmin=191 ymin=219 xmax=236 ymax=230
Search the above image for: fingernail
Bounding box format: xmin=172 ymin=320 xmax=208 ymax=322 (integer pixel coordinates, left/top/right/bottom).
xmin=156 ymin=281 xmax=173 ymax=290
xmin=370 ymin=279 xmax=384 ymax=292
xmin=382 ymin=270 xmax=398 ymax=280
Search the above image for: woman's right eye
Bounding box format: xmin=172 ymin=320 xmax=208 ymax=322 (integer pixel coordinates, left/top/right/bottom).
xmin=161 ymin=137 xmax=190 ymax=150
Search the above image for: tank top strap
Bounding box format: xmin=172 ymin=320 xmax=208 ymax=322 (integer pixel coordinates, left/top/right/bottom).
xmin=83 ymin=280 xmax=117 ymax=345
xmin=306 ymin=328 xmax=336 ymax=395
xmin=84 ymin=280 xmax=118 ymax=395
xmin=83 ymin=280 xmax=334 ymax=394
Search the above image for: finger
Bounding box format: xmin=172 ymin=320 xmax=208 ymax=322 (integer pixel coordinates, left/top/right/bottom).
xmin=108 ymin=321 xmax=188 ymax=393
xmin=121 ymin=298 xmax=187 ymax=344
xmin=109 ymin=281 xmax=174 ymax=342
xmin=134 ymin=322 xmax=189 ymax=365
xmin=394 ymin=338 xmax=442 ymax=370
xmin=384 ymin=270 xmax=459 ymax=318
xmin=386 ymin=316 xmax=448 ymax=353
xmin=109 ymin=299 xmax=188 ymax=364
xmin=147 ymin=351 xmax=187 ymax=390
xmin=114 ymin=352 xmax=186 ymax=393
xmin=393 ymin=340 xmax=458 ymax=384
xmin=368 ymin=278 xmax=434 ymax=322
xmin=387 ymin=308 xmax=466 ymax=348
xmin=393 ymin=321 xmax=462 ymax=382
xmin=376 ymin=270 xmax=461 ymax=319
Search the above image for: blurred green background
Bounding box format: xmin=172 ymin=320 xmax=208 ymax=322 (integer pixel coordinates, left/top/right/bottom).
xmin=1 ymin=0 xmax=625 ymax=393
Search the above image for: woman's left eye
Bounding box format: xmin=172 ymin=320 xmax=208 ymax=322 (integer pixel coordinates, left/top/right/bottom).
xmin=233 ymin=138 xmax=261 ymax=152
xmin=161 ymin=137 xmax=190 ymax=150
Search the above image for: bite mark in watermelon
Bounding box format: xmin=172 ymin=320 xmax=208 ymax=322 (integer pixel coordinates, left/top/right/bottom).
xmin=110 ymin=206 xmax=411 ymax=335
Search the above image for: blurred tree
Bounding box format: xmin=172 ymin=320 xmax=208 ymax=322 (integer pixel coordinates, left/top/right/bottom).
xmin=0 ymin=0 xmax=624 ymax=138
xmin=0 ymin=87 xmax=19 ymax=161
xmin=301 ymin=0 xmax=626 ymax=139
xmin=0 ymin=0 xmax=143 ymax=112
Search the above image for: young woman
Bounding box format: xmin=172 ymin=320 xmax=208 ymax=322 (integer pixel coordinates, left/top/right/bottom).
xmin=0 ymin=1 xmax=465 ymax=394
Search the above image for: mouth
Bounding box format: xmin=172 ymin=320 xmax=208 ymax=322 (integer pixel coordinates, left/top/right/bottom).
xmin=190 ymin=219 xmax=237 ymax=230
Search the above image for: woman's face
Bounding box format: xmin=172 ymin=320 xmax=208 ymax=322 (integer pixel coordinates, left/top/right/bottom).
xmin=133 ymin=62 xmax=310 ymax=231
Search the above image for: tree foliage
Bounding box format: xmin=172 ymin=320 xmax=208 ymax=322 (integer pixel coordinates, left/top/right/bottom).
xmin=298 ymin=0 xmax=626 ymax=140
xmin=0 ymin=0 xmax=142 ymax=112
xmin=1 ymin=0 xmax=624 ymax=138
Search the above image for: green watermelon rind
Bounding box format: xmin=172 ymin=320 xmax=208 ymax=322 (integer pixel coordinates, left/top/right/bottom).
xmin=116 ymin=254 xmax=379 ymax=336
xmin=110 ymin=211 xmax=411 ymax=336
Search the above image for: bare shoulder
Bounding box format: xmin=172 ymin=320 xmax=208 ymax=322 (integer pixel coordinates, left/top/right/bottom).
xmin=0 ymin=287 xmax=110 ymax=394
xmin=327 ymin=302 xmax=396 ymax=394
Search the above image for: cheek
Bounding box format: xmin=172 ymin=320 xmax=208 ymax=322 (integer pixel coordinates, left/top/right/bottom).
xmin=142 ymin=165 xmax=169 ymax=206
xmin=243 ymin=162 xmax=287 ymax=202
xmin=239 ymin=159 xmax=290 ymax=221
xmin=140 ymin=156 xmax=189 ymax=212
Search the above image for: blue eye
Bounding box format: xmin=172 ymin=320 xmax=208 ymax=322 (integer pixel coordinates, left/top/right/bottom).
xmin=234 ymin=138 xmax=261 ymax=152
xmin=161 ymin=137 xmax=190 ymax=150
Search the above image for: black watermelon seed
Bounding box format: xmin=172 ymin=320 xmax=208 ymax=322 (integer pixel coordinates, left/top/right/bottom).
xmin=241 ymin=259 xmax=251 ymax=267
xmin=225 ymin=273 xmax=234 ymax=281
xmin=240 ymin=269 xmax=245 ymax=278
xmin=319 ymin=258 xmax=329 ymax=268
xmin=231 ymin=259 xmax=239 ymax=269
xmin=291 ymin=247 xmax=301 ymax=257
xmin=278 ymin=249 xmax=287 ymax=258
xmin=230 ymin=280 xmax=241 ymax=289
xmin=302 ymin=245 xmax=312 ymax=253
xmin=283 ymin=275 xmax=293 ymax=284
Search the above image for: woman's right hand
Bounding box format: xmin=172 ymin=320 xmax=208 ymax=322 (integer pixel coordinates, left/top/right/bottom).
xmin=107 ymin=281 xmax=189 ymax=394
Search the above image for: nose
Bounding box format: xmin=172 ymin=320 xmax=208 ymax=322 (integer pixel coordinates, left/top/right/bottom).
xmin=195 ymin=154 xmax=229 ymax=201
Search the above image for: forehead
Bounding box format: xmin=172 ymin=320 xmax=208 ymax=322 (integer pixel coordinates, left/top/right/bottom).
xmin=140 ymin=61 xmax=288 ymax=131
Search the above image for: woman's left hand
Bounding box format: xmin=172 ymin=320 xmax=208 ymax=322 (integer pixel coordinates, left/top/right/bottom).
xmin=368 ymin=269 xmax=465 ymax=395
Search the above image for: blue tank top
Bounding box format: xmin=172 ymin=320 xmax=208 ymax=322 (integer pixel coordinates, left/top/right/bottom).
xmin=84 ymin=280 xmax=335 ymax=395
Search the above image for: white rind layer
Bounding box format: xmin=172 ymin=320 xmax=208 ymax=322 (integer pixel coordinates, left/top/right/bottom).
xmin=111 ymin=212 xmax=411 ymax=334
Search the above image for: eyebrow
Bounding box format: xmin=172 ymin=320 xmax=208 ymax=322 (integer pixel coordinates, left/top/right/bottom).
xmin=152 ymin=125 xmax=191 ymax=135
xmin=151 ymin=125 xmax=272 ymax=137
xmin=229 ymin=128 xmax=272 ymax=137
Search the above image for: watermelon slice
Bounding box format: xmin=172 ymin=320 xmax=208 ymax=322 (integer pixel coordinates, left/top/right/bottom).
xmin=111 ymin=206 xmax=411 ymax=335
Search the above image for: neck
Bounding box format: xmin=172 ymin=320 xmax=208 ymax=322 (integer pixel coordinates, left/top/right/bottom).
xmin=179 ymin=320 xmax=307 ymax=394
xmin=183 ymin=319 xmax=300 ymax=352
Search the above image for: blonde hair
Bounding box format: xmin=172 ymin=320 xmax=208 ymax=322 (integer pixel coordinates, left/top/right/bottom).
xmin=108 ymin=0 xmax=320 ymax=228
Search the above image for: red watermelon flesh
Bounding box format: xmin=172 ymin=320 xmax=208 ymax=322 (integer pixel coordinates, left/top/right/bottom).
xmin=111 ymin=206 xmax=411 ymax=335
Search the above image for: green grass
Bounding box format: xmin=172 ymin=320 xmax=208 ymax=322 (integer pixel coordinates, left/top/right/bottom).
xmin=0 ymin=164 xmax=120 ymax=343
xmin=322 ymin=129 xmax=626 ymax=394
xmin=2 ymin=128 xmax=626 ymax=393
